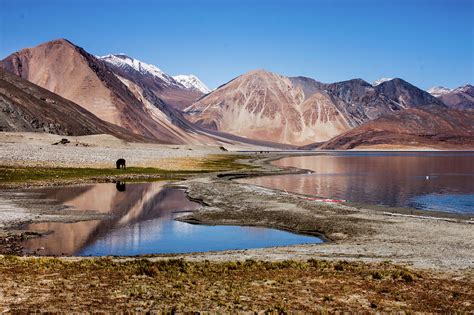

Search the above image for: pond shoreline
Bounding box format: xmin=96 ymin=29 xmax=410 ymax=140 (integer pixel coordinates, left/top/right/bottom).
xmin=0 ymin=153 xmax=473 ymax=272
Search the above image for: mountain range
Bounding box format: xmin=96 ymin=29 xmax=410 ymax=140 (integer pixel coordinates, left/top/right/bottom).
xmin=185 ymin=70 xmax=452 ymax=146
xmin=0 ymin=38 xmax=472 ymax=149
xmin=428 ymin=85 xmax=474 ymax=110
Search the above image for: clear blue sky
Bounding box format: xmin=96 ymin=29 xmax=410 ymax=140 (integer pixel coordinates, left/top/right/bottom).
xmin=0 ymin=0 xmax=472 ymax=89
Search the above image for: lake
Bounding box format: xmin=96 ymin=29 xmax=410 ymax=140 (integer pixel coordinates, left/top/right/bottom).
xmin=21 ymin=182 xmax=322 ymax=256
xmin=240 ymin=152 xmax=474 ymax=214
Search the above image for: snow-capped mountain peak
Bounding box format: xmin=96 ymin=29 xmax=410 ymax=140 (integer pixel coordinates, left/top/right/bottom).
xmin=372 ymin=78 xmax=394 ymax=86
xmin=453 ymin=84 xmax=473 ymax=93
xmin=173 ymin=74 xmax=211 ymax=93
xmin=99 ymin=54 xmax=178 ymax=86
xmin=427 ymin=86 xmax=452 ymax=97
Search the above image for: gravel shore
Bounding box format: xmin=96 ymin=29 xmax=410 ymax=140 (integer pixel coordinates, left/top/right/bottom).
xmin=0 ymin=132 xmax=227 ymax=169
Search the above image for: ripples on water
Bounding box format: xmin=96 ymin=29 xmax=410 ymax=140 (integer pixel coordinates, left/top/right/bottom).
xmin=240 ymin=152 xmax=474 ymax=214
xmin=21 ymin=182 xmax=321 ymax=256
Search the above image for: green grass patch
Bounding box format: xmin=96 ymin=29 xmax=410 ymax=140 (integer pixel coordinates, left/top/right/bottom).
xmin=0 ymin=166 xmax=173 ymax=183
xmin=0 ymin=155 xmax=253 ymax=185
xmin=197 ymin=154 xmax=256 ymax=172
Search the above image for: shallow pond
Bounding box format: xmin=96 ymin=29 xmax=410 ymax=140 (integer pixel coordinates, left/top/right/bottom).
xmin=21 ymin=182 xmax=322 ymax=256
xmin=240 ymin=152 xmax=474 ymax=214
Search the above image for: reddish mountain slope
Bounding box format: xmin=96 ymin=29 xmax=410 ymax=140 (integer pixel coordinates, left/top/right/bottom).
xmin=318 ymin=106 xmax=474 ymax=149
xmin=0 ymin=39 xmax=209 ymax=144
xmin=186 ymin=70 xmax=458 ymax=146
xmin=0 ymin=68 xmax=148 ymax=142
xmin=185 ymin=70 xmax=359 ymax=145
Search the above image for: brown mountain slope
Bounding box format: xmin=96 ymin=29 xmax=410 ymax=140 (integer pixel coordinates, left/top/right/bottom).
xmin=185 ymin=71 xmax=406 ymax=145
xmin=0 ymin=68 xmax=148 ymax=142
xmin=317 ymin=106 xmax=474 ymax=150
xmin=0 ymin=39 xmax=208 ymax=144
xmin=185 ymin=70 xmax=358 ymax=145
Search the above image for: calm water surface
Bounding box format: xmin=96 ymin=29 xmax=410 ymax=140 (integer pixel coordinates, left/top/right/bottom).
xmin=21 ymin=182 xmax=321 ymax=256
xmin=240 ymin=152 xmax=474 ymax=214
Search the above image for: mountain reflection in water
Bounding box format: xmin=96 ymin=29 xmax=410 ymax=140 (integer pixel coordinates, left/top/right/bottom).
xmin=239 ymin=152 xmax=474 ymax=213
xmin=22 ymin=182 xmax=199 ymax=255
xmin=22 ymin=182 xmax=321 ymax=256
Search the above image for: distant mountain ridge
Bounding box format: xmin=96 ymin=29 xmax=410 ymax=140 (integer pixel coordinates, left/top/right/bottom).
xmin=428 ymin=84 xmax=474 ymax=110
xmin=173 ymin=75 xmax=211 ymax=94
xmin=372 ymin=78 xmax=394 ymax=86
xmin=185 ymin=70 xmax=446 ymax=145
xmin=1 ymin=38 xmax=471 ymax=149
xmin=99 ymin=54 xmax=181 ymax=88
xmin=428 ymin=86 xmax=452 ymax=97
xmin=98 ymin=54 xmax=207 ymax=110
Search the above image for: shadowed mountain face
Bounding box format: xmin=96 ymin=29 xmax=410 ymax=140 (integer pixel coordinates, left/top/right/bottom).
xmin=373 ymin=78 xmax=445 ymax=108
xmin=317 ymin=106 xmax=474 ymax=149
xmin=0 ymin=68 xmax=148 ymax=142
xmin=185 ymin=70 xmax=444 ymax=145
xmin=437 ymin=85 xmax=474 ymax=110
xmin=0 ymin=39 xmax=213 ymax=144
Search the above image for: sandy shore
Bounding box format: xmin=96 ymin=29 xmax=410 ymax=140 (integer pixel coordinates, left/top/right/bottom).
xmin=0 ymin=132 xmax=239 ymax=169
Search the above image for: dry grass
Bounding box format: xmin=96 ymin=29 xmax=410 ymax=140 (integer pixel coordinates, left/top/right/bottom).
xmin=0 ymin=256 xmax=472 ymax=312
xmin=0 ymin=155 xmax=253 ymax=188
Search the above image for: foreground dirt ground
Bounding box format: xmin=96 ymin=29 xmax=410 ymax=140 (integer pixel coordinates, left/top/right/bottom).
xmin=0 ymin=256 xmax=472 ymax=312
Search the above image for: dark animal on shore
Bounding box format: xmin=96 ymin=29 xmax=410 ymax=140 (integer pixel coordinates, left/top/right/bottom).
xmin=52 ymin=138 xmax=70 ymax=145
xmin=116 ymin=158 xmax=126 ymax=169
xmin=116 ymin=181 xmax=126 ymax=192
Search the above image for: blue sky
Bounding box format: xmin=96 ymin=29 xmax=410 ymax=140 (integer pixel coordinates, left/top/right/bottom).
xmin=0 ymin=0 xmax=472 ymax=89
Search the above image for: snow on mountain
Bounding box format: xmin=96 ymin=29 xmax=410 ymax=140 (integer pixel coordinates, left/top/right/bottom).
xmin=173 ymin=74 xmax=211 ymax=93
xmin=453 ymin=84 xmax=473 ymax=94
xmin=99 ymin=54 xmax=179 ymax=87
xmin=427 ymin=86 xmax=452 ymax=97
xmin=372 ymin=78 xmax=394 ymax=86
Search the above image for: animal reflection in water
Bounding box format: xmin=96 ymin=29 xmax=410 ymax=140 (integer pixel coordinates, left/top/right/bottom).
xmin=116 ymin=181 xmax=126 ymax=192
xmin=116 ymin=158 xmax=126 ymax=169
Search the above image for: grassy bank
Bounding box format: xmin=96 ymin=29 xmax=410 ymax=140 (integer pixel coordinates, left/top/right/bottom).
xmin=0 ymin=154 xmax=253 ymax=188
xmin=0 ymin=256 xmax=472 ymax=312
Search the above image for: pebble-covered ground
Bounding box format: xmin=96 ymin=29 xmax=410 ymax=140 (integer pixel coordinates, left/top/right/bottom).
xmin=0 ymin=132 xmax=225 ymax=169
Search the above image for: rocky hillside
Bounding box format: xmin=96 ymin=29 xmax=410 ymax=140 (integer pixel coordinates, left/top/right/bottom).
xmin=185 ymin=70 xmax=442 ymax=145
xmin=0 ymin=39 xmax=212 ymax=144
xmin=0 ymin=68 xmax=148 ymax=142
xmin=373 ymin=78 xmax=444 ymax=108
xmin=437 ymin=85 xmax=474 ymax=110
xmin=185 ymin=70 xmax=360 ymax=145
xmin=317 ymin=105 xmax=474 ymax=149
xmin=173 ymin=74 xmax=211 ymax=94
xmin=99 ymin=54 xmax=205 ymax=111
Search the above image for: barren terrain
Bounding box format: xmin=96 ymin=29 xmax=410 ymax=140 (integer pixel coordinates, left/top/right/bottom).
xmin=0 ymin=133 xmax=472 ymax=311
